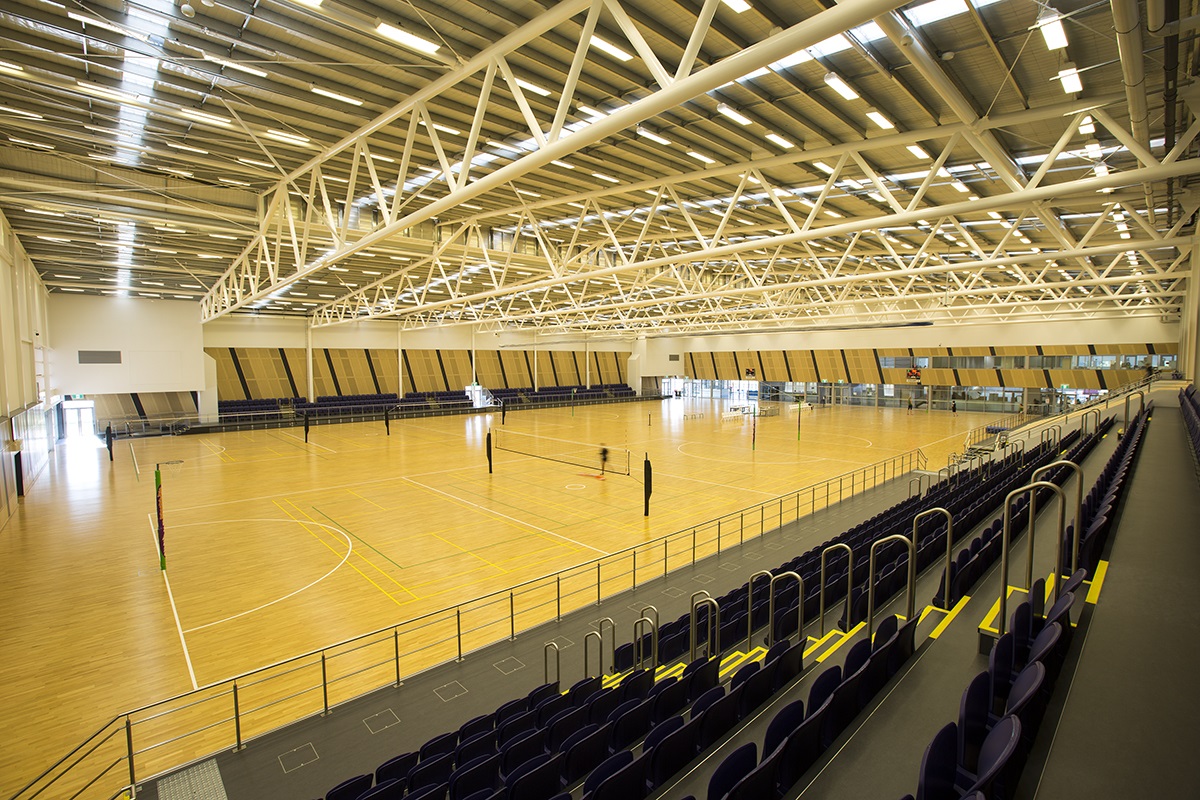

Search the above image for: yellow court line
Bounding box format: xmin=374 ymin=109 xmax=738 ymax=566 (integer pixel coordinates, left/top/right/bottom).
xmin=346 ymin=488 xmax=390 ymax=511
xmin=815 ymin=621 xmax=864 ymax=663
xmin=1085 ymin=560 xmax=1108 ymax=604
xmin=199 ymin=438 xmax=235 ymax=463
xmin=429 ymin=532 xmax=510 ymax=576
xmin=928 ymin=595 xmax=972 ymax=640
xmin=276 ymin=499 xmax=418 ymax=603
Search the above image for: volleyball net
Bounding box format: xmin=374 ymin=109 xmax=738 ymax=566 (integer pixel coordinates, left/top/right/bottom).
xmin=492 ymin=429 xmax=632 ymax=475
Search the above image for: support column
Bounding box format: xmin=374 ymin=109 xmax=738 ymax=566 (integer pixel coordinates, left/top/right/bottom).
xmin=397 ymin=324 xmax=404 ymax=398
xmin=305 ymin=323 xmax=315 ymax=403
xmin=1184 ymin=240 xmax=1200 ymax=381
xmin=471 ymin=330 xmax=477 ymax=385
xmin=533 ymin=335 xmax=539 ymax=392
xmin=585 ymin=337 xmax=591 ymax=389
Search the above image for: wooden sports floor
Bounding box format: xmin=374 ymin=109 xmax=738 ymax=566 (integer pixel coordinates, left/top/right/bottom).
xmin=0 ymin=398 xmax=986 ymax=794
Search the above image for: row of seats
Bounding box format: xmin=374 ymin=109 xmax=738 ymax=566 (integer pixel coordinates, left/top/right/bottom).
xmin=1179 ymin=385 xmax=1199 ymax=480
xmin=905 ymin=588 xmax=1082 ymax=800
xmin=491 ymin=385 xmax=634 ymax=405
xmin=699 ymin=613 xmax=920 ymax=800
xmin=317 ymin=636 xmax=805 ymax=800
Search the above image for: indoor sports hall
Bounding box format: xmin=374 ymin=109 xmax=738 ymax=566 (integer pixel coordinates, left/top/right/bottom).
xmin=1 ymin=2 xmax=1199 ymax=800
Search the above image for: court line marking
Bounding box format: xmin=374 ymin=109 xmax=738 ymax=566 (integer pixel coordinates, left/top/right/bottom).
xmin=274 ymin=429 xmax=338 ymax=453
xmin=279 ymin=500 xmax=417 ymax=603
xmin=130 ymin=443 xmax=140 ymax=480
xmin=176 ymin=517 xmax=355 ymax=633
xmin=401 ymin=475 xmax=608 ymax=556
xmin=148 ymin=513 xmax=197 ymax=689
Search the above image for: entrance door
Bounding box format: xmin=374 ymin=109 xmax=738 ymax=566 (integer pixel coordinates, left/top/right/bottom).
xmin=63 ymin=400 xmax=96 ymax=439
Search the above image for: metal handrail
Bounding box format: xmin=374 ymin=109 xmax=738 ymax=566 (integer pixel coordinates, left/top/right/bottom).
xmin=690 ymin=597 xmax=721 ymax=663
xmin=597 ymin=617 xmax=615 ymax=673
xmin=867 ymin=534 xmax=917 ymax=641
xmin=632 ymin=617 xmax=658 ymax=671
xmin=1080 ymin=409 xmax=1100 ymax=436
xmin=999 ymin=481 xmax=1066 ymax=637
xmin=819 ymin=543 xmax=854 ymax=638
xmin=584 ymin=632 xmax=602 ymax=679
xmin=747 ymin=571 xmax=773 ymax=651
xmin=1123 ymin=390 xmax=1145 ymax=430
xmin=544 ymin=642 xmax=560 ymax=685
xmin=1032 ymin=459 xmax=1084 ymax=594
xmin=769 ymin=572 xmax=804 ymax=649
xmin=913 ymin=508 xmax=953 ymax=610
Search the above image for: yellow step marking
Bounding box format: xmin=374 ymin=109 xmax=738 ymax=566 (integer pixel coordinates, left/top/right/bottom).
xmin=1085 ymin=560 xmax=1108 ymax=604
xmin=978 ymin=585 xmax=1030 ymax=635
xmin=802 ymin=629 xmax=839 ymax=658
xmin=815 ymin=621 xmax=864 ymax=663
xmin=929 ymin=595 xmax=971 ymax=640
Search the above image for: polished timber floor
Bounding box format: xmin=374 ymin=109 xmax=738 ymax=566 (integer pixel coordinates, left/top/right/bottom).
xmin=3 ymin=397 xmax=991 ymax=796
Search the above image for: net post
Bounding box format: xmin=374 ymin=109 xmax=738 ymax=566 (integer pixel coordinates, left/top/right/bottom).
xmin=155 ymin=465 xmax=166 ymax=571
xmin=643 ymin=454 xmax=652 ymax=517
xmin=486 ymin=429 xmax=493 ymax=474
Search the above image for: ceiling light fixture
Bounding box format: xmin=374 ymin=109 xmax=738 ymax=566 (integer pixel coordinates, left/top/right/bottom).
xmin=375 ymin=21 xmax=440 ymax=54
xmin=765 ymin=133 xmax=795 ymax=149
xmin=312 ymin=86 xmax=363 ymax=106
xmin=716 ymin=103 xmax=753 ymax=125
xmin=636 ymin=127 xmax=671 ymax=145
xmin=1058 ymin=64 xmax=1082 ymax=94
xmin=1036 ymin=7 xmax=1069 ymax=50
xmin=201 ymin=52 xmax=268 ymax=78
xmin=590 ymin=35 xmax=633 ymax=61
xmin=722 ymin=0 xmax=752 ymax=12
xmin=865 ymin=109 xmax=895 ymax=129
xmin=180 ymin=108 xmax=232 ymax=127
xmin=823 ymin=72 xmax=859 ymax=100
xmin=265 ymin=129 xmax=311 ymax=146
xmin=515 ymin=78 xmax=551 ymax=97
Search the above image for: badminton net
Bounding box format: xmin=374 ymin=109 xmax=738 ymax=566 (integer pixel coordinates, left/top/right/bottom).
xmin=493 ymin=429 xmax=631 ymax=475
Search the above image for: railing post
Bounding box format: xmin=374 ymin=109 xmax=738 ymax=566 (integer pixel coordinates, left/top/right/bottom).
xmin=739 ymin=512 xmax=744 ymax=545
xmin=126 ymin=716 xmax=136 ymax=795
xmin=232 ymin=682 xmax=243 ymax=751
xmin=321 ymin=653 xmax=330 ymax=715
xmin=632 ymin=550 xmax=638 ymax=589
xmin=717 ymin=519 xmax=722 ymax=553
xmin=596 ymin=563 xmax=602 ymax=605
xmin=456 ymin=609 xmax=463 ymax=662
xmin=509 ymin=591 xmax=516 ymax=641
xmin=556 ymin=575 xmax=562 ymax=621
xmin=664 ymin=539 xmax=669 ymax=579
xmin=692 ymin=528 xmax=697 ymax=563
xmin=393 ymin=628 xmax=401 ymax=686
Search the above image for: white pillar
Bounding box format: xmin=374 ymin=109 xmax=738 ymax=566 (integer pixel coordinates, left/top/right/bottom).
xmin=397 ymin=324 xmax=404 ymax=397
xmin=305 ymin=323 xmax=315 ymax=402
xmin=533 ymin=341 xmax=539 ymax=392
xmin=471 ymin=329 xmax=477 ymax=385
xmin=1184 ymin=240 xmax=1200 ymax=381
xmin=585 ymin=337 xmax=591 ymax=389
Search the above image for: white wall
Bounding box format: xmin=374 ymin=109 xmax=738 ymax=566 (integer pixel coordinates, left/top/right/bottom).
xmin=48 ymin=295 xmax=205 ymax=394
xmin=0 ymin=209 xmax=49 ymax=415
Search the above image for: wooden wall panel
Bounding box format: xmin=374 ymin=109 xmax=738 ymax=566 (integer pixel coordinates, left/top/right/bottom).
xmin=500 ymin=350 xmax=532 ymax=388
xmin=785 ymin=351 xmax=818 ymax=382
xmin=1000 ymin=369 xmax=1046 ymax=388
xmin=368 ymin=349 xmax=400 ymax=395
xmin=844 ymin=349 xmax=876 ymax=383
xmin=712 ymin=352 xmax=738 ymax=380
xmin=473 ymin=351 xmax=505 ymax=389
xmin=880 ymin=368 xmax=907 ymax=385
xmin=552 ymin=351 xmax=580 ymax=385
xmin=282 ymin=349 xmax=308 ymax=398
xmin=1154 ymin=342 xmax=1178 ymax=354
xmin=203 ymin=348 xmax=242 ymax=400
xmin=757 ymin=350 xmax=788 ymax=382
xmin=330 ymin=349 xmax=374 ymax=395
xmin=813 ymin=350 xmax=846 ymax=382
xmin=441 ymin=350 xmax=474 ymax=390
xmin=877 ymin=348 xmax=910 ymax=357
xmin=406 ymin=349 xmax=440 ymax=393
xmin=920 ymin=368 xmax=954 ymax=386
xmin=690 ymin=352 xmax=716 ymax=380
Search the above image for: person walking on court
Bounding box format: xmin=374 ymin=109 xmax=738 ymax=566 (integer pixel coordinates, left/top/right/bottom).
xmin=907 ymin=398 xmax=913 ymax=415
xmin=951 ymin=400 xmax=957 ymax=415
xmin=599 ymin=444 xmax=608 ymax=478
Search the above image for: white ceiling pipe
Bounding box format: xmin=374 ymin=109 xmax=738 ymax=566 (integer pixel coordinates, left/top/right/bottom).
xmin=1111 ymin=0 xmax=1156 ymax=223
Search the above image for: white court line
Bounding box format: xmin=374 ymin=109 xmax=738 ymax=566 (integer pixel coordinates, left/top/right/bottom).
xmin=130 ymin=442 xmax=140 ymax=480
xmin=275 ymin=429 xmax=337 ymax=453
xmin=148 ymin=514 xmax=197 ymax=690
xmin=401 ymin=475 xmax=609 ymax=556
xmin=180 ymin=519 xmax=353 ymax=633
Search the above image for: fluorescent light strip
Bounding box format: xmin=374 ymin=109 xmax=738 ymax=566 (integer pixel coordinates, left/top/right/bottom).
xmin=590 ymin=36 xmax=633 ymax=62
xmin=1058 ymin=66 xmax=1082 ymax=94
xmin=636 ymin=127 xmax=671 ymax=145
xmin=237 ymin=157 xmax=275 ymax=168
xmin=716 ymin=103 xmax=752 ymax=125
xmin=687 ymin=151 xmax=716 ymax=164
xmin=0 ymin=60 xmax=24 ymax=75
xmin=907 ymin=145 xmax=930 ymax=160
xmin=515 ymin=78 xmax=551 ymax=97
xmin=765 ymin=133 xmax=795 ymax=149
xmin=823 ymin=72 xmax=859 ymax=100
xmin=550 ymin=159 xmax=575 ymax=169
xmin=180 ymin=108 xmax=232 ymax=127
xmin=202 ymin=52 xmax=268 ymax=78
xmin=265 ymin=129 xmax=310 ymax=146
xmin=312 ymin=86 xmax=363 ymax=106
xmin=166 ymin=141 xmax=208 ymax=154
xmin=865 ymin=110 xmax=894 ymax=129
xmin=9 ymin=137 xmax=54 ymax=150
xmin=375 ymin=22 xmax=440 ymax=54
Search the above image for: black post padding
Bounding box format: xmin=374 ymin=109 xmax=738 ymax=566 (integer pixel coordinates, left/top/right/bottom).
xmin=304 ymin=412 xmax=310 ymax=443
xmin=501 ymin=401 xmax=507 ymax=425
xmin=487 ymin=430 xmax=493 ymax=474
xmin=105 ymin=425 xmax=114 ymax=461
xmin=643 ymin=455 xmax=652 ymax=517
xmin=384 ymin=407 xmax=390 ymax=436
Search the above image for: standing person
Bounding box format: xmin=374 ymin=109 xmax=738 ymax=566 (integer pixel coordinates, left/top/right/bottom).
xmin=104 ymin=424 xmax=114 ymax=461
xmin=599 ymin=444 xmax=609 ymax=478
xmin=303 ymin=411 xmax=310 ymax=443
xmin=951 ymin=400 xmax=957 ymax=415
xmin=907 ymin=398 xmax=913 ymax=415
